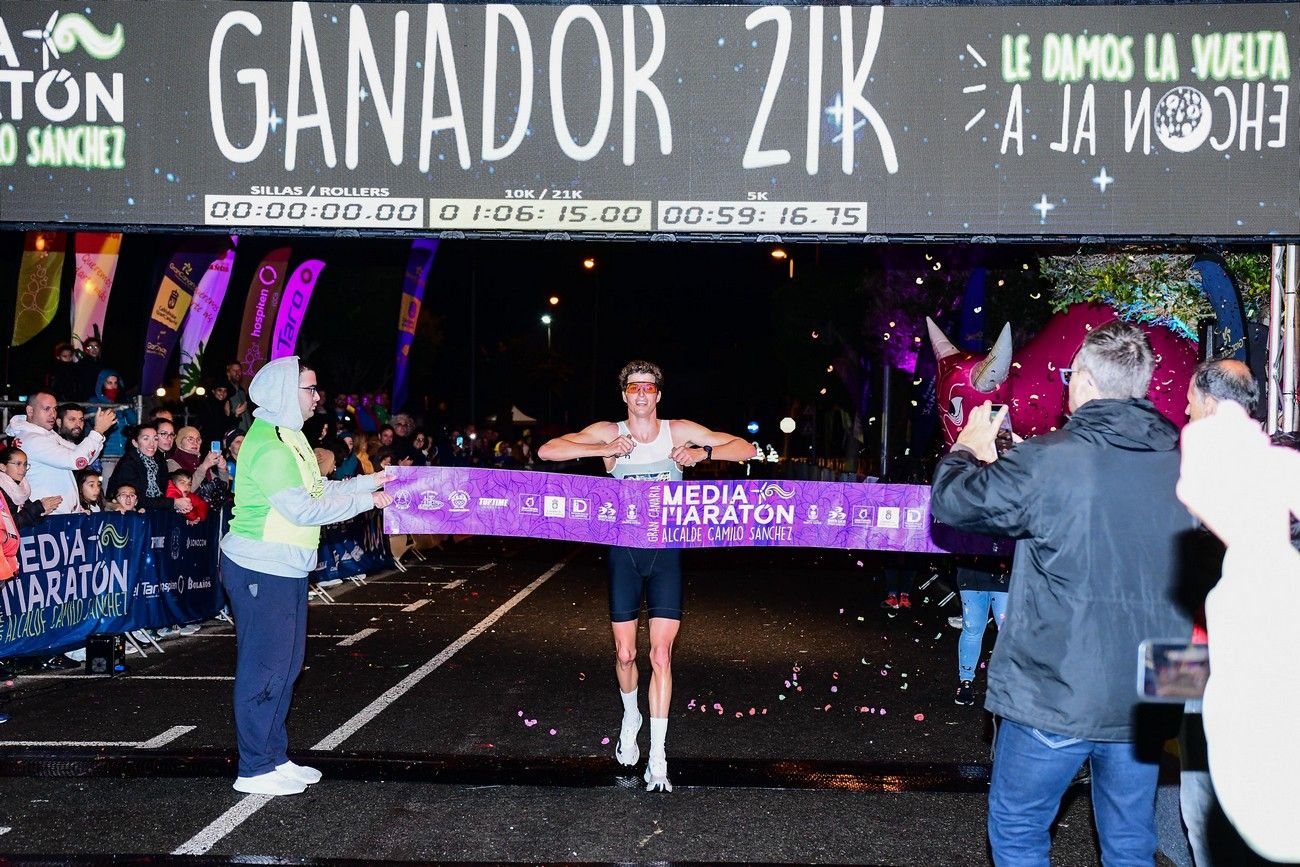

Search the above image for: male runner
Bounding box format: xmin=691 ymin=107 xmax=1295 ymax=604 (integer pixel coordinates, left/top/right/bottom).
xmin=538 ymin=360 xmax=757 ymax=792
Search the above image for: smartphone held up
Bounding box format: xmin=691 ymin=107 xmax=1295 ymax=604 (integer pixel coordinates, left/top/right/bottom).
xmin=990 ymin=404 xmax=1015 ymax=456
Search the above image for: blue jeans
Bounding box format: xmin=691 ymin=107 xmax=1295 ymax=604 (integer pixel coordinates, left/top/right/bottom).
xmin=989 ymin=718 xmax=1159 ymax=867
xmin=958 ymin=589 xmax=1007 ymax=681
xmin=222 ymin=554 xmax=309 ymax=777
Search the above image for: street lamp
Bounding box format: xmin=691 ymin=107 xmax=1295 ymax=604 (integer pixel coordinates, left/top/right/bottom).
xmin=770 ymin=247 xmax=793 ymax=278
xmin=583 ymin=257 xmax=596 ymax=270
xmin=540 ymin=313 xmax=553 ymax=350
xmin=548 ymin=295 xmax=560 ymax=306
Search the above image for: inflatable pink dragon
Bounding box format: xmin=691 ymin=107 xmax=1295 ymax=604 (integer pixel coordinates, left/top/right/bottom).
xmin=927 ymin=303 xmax=1199 ymax=446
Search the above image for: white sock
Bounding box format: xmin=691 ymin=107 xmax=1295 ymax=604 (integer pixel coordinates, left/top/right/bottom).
xmin=620 ymin=688 xmax=639 ymax=720
xmin=650 ymin=717 xmax=668 ymax=756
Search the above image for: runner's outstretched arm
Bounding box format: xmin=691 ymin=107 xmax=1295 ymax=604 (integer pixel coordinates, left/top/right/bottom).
xmin=669 ymin=419 xmax=759 ymax=466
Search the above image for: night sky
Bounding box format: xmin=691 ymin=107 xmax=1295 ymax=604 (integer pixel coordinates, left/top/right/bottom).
xmin=0 ymin=231 xmax=814 ymax=437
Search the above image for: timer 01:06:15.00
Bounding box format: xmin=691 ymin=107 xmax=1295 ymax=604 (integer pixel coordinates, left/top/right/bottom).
xmin=428 ymin=198 xmax=653 ymax=231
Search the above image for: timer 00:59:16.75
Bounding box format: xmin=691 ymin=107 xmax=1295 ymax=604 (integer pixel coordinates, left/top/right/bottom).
xmin=655 ymin=201 xmax=867 ymax=232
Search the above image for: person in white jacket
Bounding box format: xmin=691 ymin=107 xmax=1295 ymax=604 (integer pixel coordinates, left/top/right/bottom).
xmin=1176 ymin=400 xmax=1300 ymax=864
xmin=4 ymin=393 xmax=115 ymax=514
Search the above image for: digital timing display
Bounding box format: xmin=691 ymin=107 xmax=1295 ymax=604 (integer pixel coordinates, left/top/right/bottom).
xmin=1 ymin=2 xmax=1297 ymax=238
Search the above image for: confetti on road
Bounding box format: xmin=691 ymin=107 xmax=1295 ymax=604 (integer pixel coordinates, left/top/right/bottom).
xmin=601 ymin=737 xmax=610 ymax=745
xmin=524 ymin=719 xmax=537 ymax=727
xmin=548 ymin=728 xmax=556 ymax=735
xmin=914 ymin=713 xmax=925 ymax=721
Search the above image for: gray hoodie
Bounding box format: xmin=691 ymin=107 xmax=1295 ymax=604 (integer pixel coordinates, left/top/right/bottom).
xmin=220 ymin=357 xmax=380 ymax=578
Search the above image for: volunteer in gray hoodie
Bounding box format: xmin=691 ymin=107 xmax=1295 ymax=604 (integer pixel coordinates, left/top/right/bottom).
xmin=220 ymin=357 xmax=392 ymax=796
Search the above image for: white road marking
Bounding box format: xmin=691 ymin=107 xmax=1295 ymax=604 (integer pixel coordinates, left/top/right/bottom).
xmin=0 ymin=827 xmax=10 ymax=836
xmin=0 ymin=724 xmax=196 ymax=749
xmin=316 ymin=552 xmax=575 ymax=752
xmin=336 ymin=628 xmax=379 ymax=647
xmin=476 ymin=562 xmax=496 ymax=571
xmin=171 ymin=550 xmax=575 ymax=856
xmin=19 ymin=674 xmax=234 ymax=681
xmin=400 ymin=599 xmax=431 ymax=612
xmin=443 ymin=579 xmax=465 ymax=590
xmin=138 ymin=725 xmax=197 ymax=748
xmin=172 ymin=794 xmax=274 ymax=856
xmin=325 ymin=602 xmax=418 ymax=608
xmin=187 ymin=634 xmax=353 ymax=639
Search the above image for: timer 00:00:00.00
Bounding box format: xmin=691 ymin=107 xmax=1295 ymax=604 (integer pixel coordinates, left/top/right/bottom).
xmin=208 ymin=199 xmax=420 ymax=222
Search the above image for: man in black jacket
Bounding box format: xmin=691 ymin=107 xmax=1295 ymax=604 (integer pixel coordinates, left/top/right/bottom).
xmin=930 ymin=320 xmax=1194 ymax=866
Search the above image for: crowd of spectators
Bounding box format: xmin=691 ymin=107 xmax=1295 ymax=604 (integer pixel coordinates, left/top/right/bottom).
xmin=1 ymin=341 xmax=540 ymax=583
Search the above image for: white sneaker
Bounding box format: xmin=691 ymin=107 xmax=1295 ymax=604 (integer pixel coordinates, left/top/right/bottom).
xmin=130 ymin=629 xmax=152 ymax=643
xmin=317 ymin=578 xmax=344 ymax=588
xmin=615 ymin=712 xmax=642 ymax=767
xmin=232 ymin=769 xmax=307 ymax=796
xmin=275 ymin=760 xmax=322 ymax=785
xmin=947 ymin=616 xmax=964 ymax=629
xmin=64 ymin=648 xmax=86 ymax=663
xmin=176 ymin=624 xmax=201 ymax=636
xmin=644 ymin=753 xmax=672 ymax=792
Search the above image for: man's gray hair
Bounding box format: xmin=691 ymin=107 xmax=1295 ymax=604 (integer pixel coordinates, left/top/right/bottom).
xmin=1074 ymin=320 xmax=1155 ymax=399
xmin=1192 ymin=359 xmax=1259 ymax=412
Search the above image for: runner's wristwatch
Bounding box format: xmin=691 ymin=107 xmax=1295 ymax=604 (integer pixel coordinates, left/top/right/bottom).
xmin=699 ymin=445 xmax=713 ymax=461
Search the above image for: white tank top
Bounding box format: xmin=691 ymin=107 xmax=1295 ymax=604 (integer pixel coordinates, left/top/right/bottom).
xmin=610 ymin=420 xmax=681 ymax=481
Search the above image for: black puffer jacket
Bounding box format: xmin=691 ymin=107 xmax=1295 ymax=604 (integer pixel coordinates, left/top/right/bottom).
xmin=931 ymin=398 xmax=1194 ymax=741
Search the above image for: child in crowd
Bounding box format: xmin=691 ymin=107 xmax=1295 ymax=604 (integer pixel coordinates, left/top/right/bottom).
xmin=107 ymin=484 xmax=144 ymax=513
xmin=75 ymin=469 xmax=106 ymax=513
xmin=165 ymin=471 xmax=208 ymax=523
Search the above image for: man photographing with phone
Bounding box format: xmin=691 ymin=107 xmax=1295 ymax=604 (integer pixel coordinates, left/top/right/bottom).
xmin=5 ymin=392 xmax=115 ymax=513
xmin=930 ymin=321 xmax=1195 ymax=864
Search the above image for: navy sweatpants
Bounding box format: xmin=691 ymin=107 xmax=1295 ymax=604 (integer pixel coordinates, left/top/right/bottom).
xmin=221 ymin=553 xmax=308 ymax=777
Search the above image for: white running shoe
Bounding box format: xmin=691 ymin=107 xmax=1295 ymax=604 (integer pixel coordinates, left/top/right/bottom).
xmin=644 ymin=753 xmax=672 ymax=792
xmin=232 ymin=769 xmax=306 ymax=796
xmin=947 ymin=616 xmax=964 ymax=629
xmin=615 ymin=711 xmax=642 ymax=767
xmin=176 ymin=623 xmax=202 ymax=636
xmin=275 ymin=760 xmax=323 ymax=785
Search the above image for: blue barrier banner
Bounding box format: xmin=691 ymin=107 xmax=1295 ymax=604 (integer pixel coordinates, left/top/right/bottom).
xmin=0 ymin=513 xmax=139 ymax=657
xmin=109 ymin=512 xmax=223 ymax=632
xmin=315 ymin=511 xmax=395 ymax=583
xmin=0 ymin=512 xmax=224 ymax=656
xmin=0 ymin=508 xmax=392 ymax=657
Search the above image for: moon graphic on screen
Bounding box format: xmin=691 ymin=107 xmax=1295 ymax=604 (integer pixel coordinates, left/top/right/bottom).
xmin=1153 ymin=86 xmax=1213 ymax=153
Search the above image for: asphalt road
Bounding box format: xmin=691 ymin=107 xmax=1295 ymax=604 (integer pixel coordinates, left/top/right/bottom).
xmin=0 ymin=538 xmax=1173 ymax=865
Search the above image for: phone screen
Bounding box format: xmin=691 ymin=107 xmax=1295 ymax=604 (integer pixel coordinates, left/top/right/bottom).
xmin=1137 ymin=639 xmax=1209 ymax=702
xmin=989 ymin=404 xmax=1013 ymax=430
xmin=210 ymin=441 xmax=221 ymax=453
